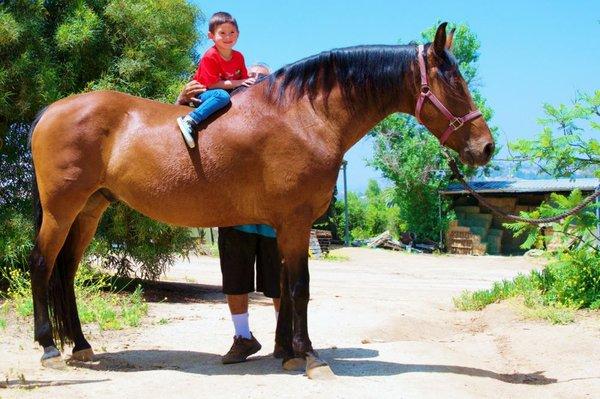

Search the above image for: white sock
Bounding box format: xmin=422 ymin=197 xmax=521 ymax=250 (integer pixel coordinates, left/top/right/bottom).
xmin=231 ymin=312 xmax=251 ymax=339
xmin=275 ymin=311 xmax=279 ymax=323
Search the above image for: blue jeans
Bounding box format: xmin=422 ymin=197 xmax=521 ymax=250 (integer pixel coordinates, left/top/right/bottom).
xmin=188 ymin=89 xmax=230 ymax=125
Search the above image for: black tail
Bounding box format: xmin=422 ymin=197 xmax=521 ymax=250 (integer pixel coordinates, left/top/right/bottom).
xmin=29 ymin=107 xmax=78 ymax=348
xmin=49 ymin=228 xmax=79 ymax=348
xmin=29 ymin=107 xmax=47 ymax=235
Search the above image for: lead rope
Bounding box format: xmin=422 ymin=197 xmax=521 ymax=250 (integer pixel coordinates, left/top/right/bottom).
xmin=441 ymin=148 xmax=600 ymax=225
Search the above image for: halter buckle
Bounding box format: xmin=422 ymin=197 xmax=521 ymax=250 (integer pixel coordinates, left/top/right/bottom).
xmin=420 ymin=85 xmax=430 ymax=94
xmin=449 ymin=117 xmax=464 ymax=130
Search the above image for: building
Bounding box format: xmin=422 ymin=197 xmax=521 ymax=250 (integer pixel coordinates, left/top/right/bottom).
xmin=440 ymin=178 xmax=600 ymax=255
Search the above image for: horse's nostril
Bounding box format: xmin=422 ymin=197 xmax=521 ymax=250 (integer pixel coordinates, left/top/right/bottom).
xmin=484 ymin=142 xmax=494 ymax=159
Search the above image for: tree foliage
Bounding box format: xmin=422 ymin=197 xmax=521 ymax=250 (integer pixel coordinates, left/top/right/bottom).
xmin=510 ymin=91 xmax=600 ymax=178
xmin=334 ymin=180 xmax=401 ymax=241
xmin=371 ymin=23 xmax=496 ymax=241
xmin=506 ymin=91 xmax=600 ymax=253
xmin=505 ymin=91 xmax=599 ymax=310
xmin=0 ymin=0 xmax=201 ymax=278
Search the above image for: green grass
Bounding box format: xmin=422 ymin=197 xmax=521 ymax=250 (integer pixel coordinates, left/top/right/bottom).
xmin=518 ymin=302 xmax=575 ymax=324
xmin=1 ymin=264 xmax=148 ymax=331
xmin=0 ymin=317 xmax=6 ymax=330
xmin=321 ymin=250 xmax=350 ymax=262
xmin=453 ymin=271 xmax=580 ymax=325
xmin=453 ymin=274 xmax=536 ymax=311
xmin=197 ymin=243 xmax=219 ymax=257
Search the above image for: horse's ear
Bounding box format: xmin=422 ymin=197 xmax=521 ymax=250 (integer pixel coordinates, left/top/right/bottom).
xmin=446 ymin=27 xmax=456 ymax=50
xmin=433 ymin=22 xmax=448 ymax=56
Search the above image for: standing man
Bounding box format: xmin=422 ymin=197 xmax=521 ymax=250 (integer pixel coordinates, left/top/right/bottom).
xmin=218 ymin=63 xmax=283 ymax=364
xmin=177 ymin=63 xmax=281 ymax=364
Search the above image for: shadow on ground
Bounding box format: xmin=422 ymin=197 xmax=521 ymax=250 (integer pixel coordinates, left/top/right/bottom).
xmin=2 ymin=378 xmax=109 ymax=390
xmin=72 ymin=347 xmax=557 ymax=385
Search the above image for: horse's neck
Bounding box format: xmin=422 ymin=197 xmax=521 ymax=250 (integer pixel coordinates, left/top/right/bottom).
xmin=318 ymin=71 xmax=418 ymax=153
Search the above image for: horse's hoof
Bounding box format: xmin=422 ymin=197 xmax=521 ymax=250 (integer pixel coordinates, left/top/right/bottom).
xmin=71 ymin=348 xmax=94 ymax=362
xmin=306 ymin=352 xmax=335 ymax=380
xmin=282 ymin=357 xmax=306 ymax=371
xmin=41 ymin=347 xmax=66 ymax=369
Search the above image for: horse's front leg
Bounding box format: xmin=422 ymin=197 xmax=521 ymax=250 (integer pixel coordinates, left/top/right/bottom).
xmin=277 ymin=225 xmax=334 ymax=379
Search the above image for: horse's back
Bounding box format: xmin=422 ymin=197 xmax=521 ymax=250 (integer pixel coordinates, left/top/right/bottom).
xmin=31 ymin=91 xmax=181 ymax=200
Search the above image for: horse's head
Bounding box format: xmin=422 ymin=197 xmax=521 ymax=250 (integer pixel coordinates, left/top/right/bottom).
xmin=415 ymin=23 xmax=494 ymax=167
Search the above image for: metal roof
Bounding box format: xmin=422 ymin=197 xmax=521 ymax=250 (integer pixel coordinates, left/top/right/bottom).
xmin=440 ymin=178 xmax=600 ymax=195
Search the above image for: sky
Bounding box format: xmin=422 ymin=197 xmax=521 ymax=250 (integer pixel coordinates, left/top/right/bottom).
xmin=191 ymin=0 xmax=600 ymax=193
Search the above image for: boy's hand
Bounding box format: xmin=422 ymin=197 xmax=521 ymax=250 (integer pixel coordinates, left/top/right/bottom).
xmin=241 ymin=77 xmax=256 ymax=87
xmin=176 ymin=80 xmax=207 ymax=105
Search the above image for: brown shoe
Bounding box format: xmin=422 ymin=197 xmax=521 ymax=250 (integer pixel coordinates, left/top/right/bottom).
xmin=222 ymin=334 xmax=262 ymax=364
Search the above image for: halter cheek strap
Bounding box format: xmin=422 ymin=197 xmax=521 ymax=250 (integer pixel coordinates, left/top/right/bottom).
xmin=414 ymin=45 xmax=482 ymax=145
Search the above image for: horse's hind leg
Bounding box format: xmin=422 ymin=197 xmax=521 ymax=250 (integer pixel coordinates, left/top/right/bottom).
xmin=61 ymin=193 xmax=110 ymax=361
xmin=31 ymin=209 xmax=79 ymax=367
xmin=31 ymin=191 xmax=106 ymax=366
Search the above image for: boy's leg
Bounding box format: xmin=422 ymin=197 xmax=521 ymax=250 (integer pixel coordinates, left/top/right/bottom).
xmin=218 ymin=227 xmax=262 ymax=364
xmin=188 ymin=89 xmax=230 ymax=124
xmin=177 ymin=89 xmax=230 ymax=148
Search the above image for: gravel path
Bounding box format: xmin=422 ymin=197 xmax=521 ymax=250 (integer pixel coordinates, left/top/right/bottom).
xmin=1 ymin=248 xmax=599 ymax=398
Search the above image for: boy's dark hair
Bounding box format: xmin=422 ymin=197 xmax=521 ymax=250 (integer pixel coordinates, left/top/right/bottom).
xmin=209 ymin=12 xmax=238 ymax=33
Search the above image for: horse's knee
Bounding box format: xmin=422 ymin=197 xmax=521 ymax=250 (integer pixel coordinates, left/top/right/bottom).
xmin=291 ymin=279 xmax=309 ymax=304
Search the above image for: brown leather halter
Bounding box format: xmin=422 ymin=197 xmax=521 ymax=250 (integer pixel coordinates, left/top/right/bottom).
xmin=415 ymin=44 xmax=482 ymax=145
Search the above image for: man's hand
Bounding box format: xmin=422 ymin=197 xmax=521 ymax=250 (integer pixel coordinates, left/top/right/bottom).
xmin=241 ymin=77 xmax=256 ymax=87
xmin=176 ymin=80 xmax=207 ymax=105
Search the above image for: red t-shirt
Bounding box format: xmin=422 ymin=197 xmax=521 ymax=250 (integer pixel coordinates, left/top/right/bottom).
xmin=193 ymin=46 xmax=248 ymax=87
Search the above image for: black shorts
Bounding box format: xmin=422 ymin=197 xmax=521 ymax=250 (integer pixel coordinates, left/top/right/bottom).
xmin=218 ymin=227 xmax=281 ymax=298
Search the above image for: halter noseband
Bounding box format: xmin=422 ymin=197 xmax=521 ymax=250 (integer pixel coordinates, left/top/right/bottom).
xmin=415 ymin=45 xmax=482 ymax=145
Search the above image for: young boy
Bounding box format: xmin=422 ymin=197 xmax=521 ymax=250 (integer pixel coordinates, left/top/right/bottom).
xmin=177 ymin=11 xmax=255 ymax=148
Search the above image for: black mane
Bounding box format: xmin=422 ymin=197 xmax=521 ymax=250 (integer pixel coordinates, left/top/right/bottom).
xmin=263 ymin=44 xmax=417 ymax=113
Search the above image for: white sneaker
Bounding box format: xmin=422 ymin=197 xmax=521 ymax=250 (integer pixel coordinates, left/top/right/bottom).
xmin=177 ymin=117 xmax=196 ymax=148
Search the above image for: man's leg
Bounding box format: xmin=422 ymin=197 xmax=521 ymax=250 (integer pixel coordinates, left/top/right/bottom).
xmin=218 ymin=227 xmax=262 ymax=364
xmin=227 ymin=293 xmax=250 ymax=339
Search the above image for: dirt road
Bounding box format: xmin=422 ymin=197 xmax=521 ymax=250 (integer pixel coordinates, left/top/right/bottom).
xmin=1 ymin=248 xmax=599 ymax=398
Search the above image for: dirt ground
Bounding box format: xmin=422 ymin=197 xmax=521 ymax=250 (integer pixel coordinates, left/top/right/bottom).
xmin=1 ymin=248 xmax=599 ymax=399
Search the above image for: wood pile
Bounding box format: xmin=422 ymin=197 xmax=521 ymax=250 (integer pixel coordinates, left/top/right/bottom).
xmin=309 ymin=230 xmax=323 ymax=259
xmin=367 ymin=231 xmax=404 ymax=251
xmin=312 ymin=229 xmax=332 ymax=254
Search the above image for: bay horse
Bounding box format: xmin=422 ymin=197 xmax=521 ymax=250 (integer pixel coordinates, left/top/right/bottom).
xmin=29 ymin=23 xmax=493 ymax=376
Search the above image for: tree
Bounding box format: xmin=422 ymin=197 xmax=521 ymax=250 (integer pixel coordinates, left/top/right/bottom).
xmin=504 ymin=91 xmax=599 ymax=309
xmin=1 ymin=0 xmax=201 ymax=278
xmin=507 ymin=90 xmax=600 ymax=253
xmin=370 ymin=23 xmax=497 ymax=242
xmin=334 ymin=179 xmax=402 ymax=241
xmin=510 ymin=91 xmax=600 ymax=179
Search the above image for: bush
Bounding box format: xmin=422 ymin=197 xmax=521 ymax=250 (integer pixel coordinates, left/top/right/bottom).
xmin=454 ymin=249 xmax=600 ymax=323
xmin=90 ymin=203 xmax=197 ymax=279
xmin=541 ymin=250 xmax=600 ymax=308
xmin=1 ymin=260 xmax=149 ymax=331
xmin=0 ymin=206 xmax=34 ymax=286
xmin=335 ymin=179 xmax=402 ymax=241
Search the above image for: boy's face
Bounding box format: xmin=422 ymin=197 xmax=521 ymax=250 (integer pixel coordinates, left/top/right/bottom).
xmin=208 ymin=23 xmax=239 ymax=52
